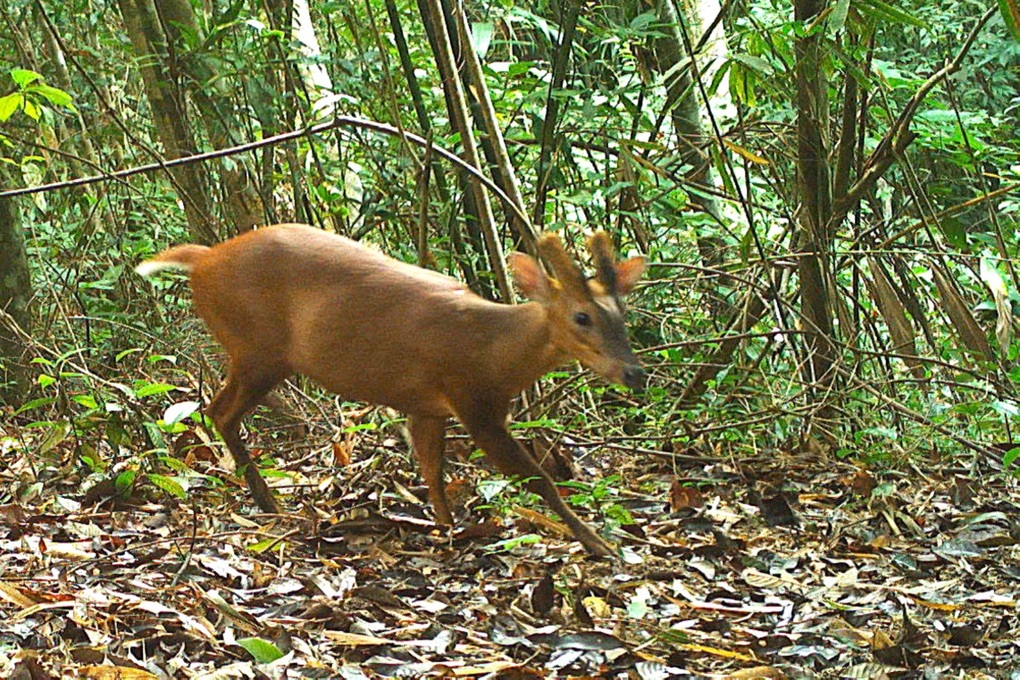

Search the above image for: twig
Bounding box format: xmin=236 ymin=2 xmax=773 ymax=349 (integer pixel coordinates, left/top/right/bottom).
xmin=0 ymin=116 xmax=530 ymax=227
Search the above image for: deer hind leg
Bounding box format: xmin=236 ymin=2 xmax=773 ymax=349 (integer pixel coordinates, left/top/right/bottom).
xmin=408 ymin=415 xmax=452 ymax=525
xmin=207 ymin=357 xmax=288 ymax=513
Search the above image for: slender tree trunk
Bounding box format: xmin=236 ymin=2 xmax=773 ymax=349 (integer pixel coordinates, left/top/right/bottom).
xmin=116 ymin=0 xmax=218 ymax=243
xmin=531 ymin=0 xmax=579 ymax=233
xmin=155 ymin=0 xmax=264 ymax=232
xmin=453 ymin=4 xmax=537 ymax=251
xmin=651 ymin=0 xmax=726 ymax=267
xmin=0 ymin=195 xmax=32 ymax=405
xmin=418 ymin=0 xmax=512 ymax=301
xmin=794 ymin=0 xmax=836 ymax=406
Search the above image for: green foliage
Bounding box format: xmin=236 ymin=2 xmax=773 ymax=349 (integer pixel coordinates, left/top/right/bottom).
xmin=4 ymin=0 xmax=1020 ymax=516
xmin=236 ymin=637 xmax=285 ymax=664
xmin=0 ymin=68 xmax=75 ymax=123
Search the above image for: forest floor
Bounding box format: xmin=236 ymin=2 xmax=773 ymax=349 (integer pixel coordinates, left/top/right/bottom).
xmin=1 ymin=409 xmax=1018 ymax=679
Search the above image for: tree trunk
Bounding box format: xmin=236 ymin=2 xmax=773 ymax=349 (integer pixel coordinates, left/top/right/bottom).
xmin=154 ymin=0 xmax=264 ymax=232
xmin=794 ymin=0 xmax=837 ymax=405
xmin=651 ymin=0 xmax=726 ymax=268
xmin=116 ymin=0 xmax=218 ymax=244
xmin=0 ymin=195 xmax=32 ymax=405
xmin=418 ymin=0 xmax=512 ymax=301
xmin=531 ymin=0 xmax=580 ymax=233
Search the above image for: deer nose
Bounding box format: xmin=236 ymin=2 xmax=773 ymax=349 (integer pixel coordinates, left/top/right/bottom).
xmin=622 ymin=365 xmax=646 ymax=391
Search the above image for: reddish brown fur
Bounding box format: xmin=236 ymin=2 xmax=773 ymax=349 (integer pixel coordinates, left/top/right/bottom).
xmin=137 ymin=223 xmax=646 ymax=557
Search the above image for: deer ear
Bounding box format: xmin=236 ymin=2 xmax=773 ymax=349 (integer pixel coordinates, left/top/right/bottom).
xmin=509 ymin=252 xmax=552 ymax=301
xmin=614 ymin=256 xmax=646 ymax=295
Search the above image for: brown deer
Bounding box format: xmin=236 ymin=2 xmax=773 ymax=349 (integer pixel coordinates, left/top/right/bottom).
xmin=137 ymin=224 xmax=645 ymax=556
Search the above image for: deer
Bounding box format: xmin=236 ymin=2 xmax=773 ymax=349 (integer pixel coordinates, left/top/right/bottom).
xmin=136 ymin=224 xmax=646 ymax=557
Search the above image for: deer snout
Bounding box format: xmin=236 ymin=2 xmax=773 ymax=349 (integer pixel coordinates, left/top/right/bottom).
xmin=622 ymin=364 xmax=646 ymax=392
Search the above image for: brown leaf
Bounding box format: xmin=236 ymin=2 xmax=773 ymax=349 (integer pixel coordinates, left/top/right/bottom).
xmin=9 ymin=657 xmax=53 ymax=680
xmin=930 ymin=263 xmax=994 ymax=360
xmin=331 ymin=440 xmax=352 ymax=467
xmin=865 ymin=259 xmax=925 ymax=378
xmin=669 ymin=479 xmax=704 ymax=511
xmin=724 ymin=667 xmax=787 ymax=679
xmin=843 ymin=469 xmax=877 ymax=496
xmin=512 ymin=505 xmax=572 ymax=537
xmin=531 ymin=570 xmax=556 ymax=616
xmin=78 ymin=667 xmax=158 ymax=680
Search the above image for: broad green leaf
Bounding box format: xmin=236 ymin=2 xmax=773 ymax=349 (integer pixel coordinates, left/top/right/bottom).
xmin=470 ymin=21 xmax=493 ymax=57
xmin=856 ymin=0 xmax=925 ymax=27
xmin=9 ymin=68 xmax=41 ymax=87
xmin=147 ymin=473 xmax=186 ymax=499
xmin=73 ymin=394 xmax=99 ymax=410
xmin=22 ymin=97 xmax=40 ymax=120
xmin=1004 ymin=447 xmax=1020 ymax=471
xmin=27 ymin=83 xmax=75 ymax=110
xmin=133 ymin=382 xmax=179 ymax=398
xmin=729 ymin=53 xmax=775 ymax=77
xmin=0 ymin=93 xmax=22 ymax=122
xmin=116 ymin=469 xmax=137 ymax=493
xmin=828 ymin=0 xmax=850 ymax=32
xmin=237 ymin=637 xmax=285 ymax=664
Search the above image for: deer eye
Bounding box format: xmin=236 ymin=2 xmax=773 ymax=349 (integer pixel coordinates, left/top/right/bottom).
xmin=573 ymin=312 xmax=592 ymax=327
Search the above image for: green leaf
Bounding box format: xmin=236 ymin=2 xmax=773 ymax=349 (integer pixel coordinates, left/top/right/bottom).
xmin=0 ymin=93 xmax=22 ymax=122
xmin=469 ymin=21 xmax=493 ymax=57
xmin=133 ymin=382 xmax=179 ymax=398
xmin=14 ymin=396 xmax=56 ymax=414
xmin=27 ymin=83 xmax=75 ymax=110
xmin=247 ymin=537 xmax=284 ymax=553
xmin=856 ymin=0 xmax=925 ymax=27
xmin=22 ymin=97 xmax=40 ymax=120
xmin=1003 ymin=446 xmax=1020 ymax=471
xmin=827 ymin=0 xmax=850 ymax=32
xmin=1000 ymin=0 xmax=1020 ymax=41
xmin=147 ymin=473 xmax=186 ymax=499
xmin=729 ymin=53 xmax=775 ymax=77
xmin=10 ymin=68 xmax=41 ymax=87
xmin=116 ymin=469 xmax=137 ymax=493
xmin=40 ymin=421 xmax=72 ymax=455
xmin=73 ymin=394 xmax=99 ymax=410
xmin=237 ymin=637 xmax=285 ymax=664
xmin=115 ymin=348 xmax=143 ymax=362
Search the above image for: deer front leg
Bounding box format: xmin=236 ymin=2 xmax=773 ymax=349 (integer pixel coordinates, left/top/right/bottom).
xmin=460 ymin=413 xmax=616 ymax=558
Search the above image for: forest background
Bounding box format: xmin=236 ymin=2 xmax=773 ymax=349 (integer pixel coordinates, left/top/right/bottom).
xmin=1 ymin=0 xmax=1020 ymax=676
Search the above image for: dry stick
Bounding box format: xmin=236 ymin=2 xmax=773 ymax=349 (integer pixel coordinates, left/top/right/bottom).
xmin=0 ymin=116 xmax=530 ymax=227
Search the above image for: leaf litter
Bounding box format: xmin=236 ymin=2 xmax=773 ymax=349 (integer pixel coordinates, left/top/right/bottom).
xmin=1 ymin=418 xmax=1019 ymax=678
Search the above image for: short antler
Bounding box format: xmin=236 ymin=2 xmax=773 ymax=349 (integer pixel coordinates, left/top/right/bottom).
xmin=587 ymin=231 xmax=618 ymax=295
xmin=537 ymin=233 xmax=589 ymax=298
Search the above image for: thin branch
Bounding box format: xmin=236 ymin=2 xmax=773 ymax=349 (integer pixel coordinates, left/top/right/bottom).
xmin=830 ymin=6 xmax=997 ymax=229
xmin=0 ymin=116 xmax=531 ymax=228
